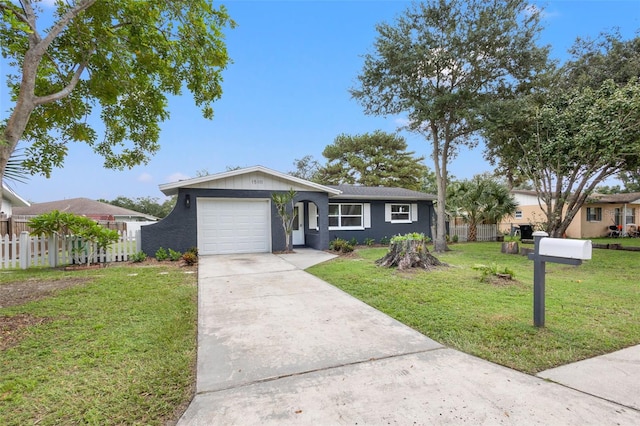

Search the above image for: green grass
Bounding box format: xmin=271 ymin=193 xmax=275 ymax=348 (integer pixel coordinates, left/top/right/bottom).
xmin=309 ymin=242 xmax=640 ymax=374
xmin=0 ymin=265 xmax=197 ymax=425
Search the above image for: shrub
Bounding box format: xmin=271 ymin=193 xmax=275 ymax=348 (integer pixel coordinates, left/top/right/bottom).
xmin=452 ymin=234 xmax=459 ymax=243
xmin=155 ymin=247 xmax=168 ymax=261
xmin=349 ymin=237 xmax=358 ymax=246
xmin=130 ymin=251 xmax=147 ymax=263
xmin=186 ymin=247 xmax=199 ymax=256
xmin=380 ymin=236 xmax=390 ymax=245
xmin=390 ymin=232 xmax=430 ymax=244
xmin=182 ymin=251 xmax=198 ymax=266
xmin=364 ymin=237 xmax=375 ymax=246
xmin=472 ymin=263 xmax=515 ymax=282
xmin=168 ymin=248 xmax=182 ymax=261
xmin=329 ymin=238 xmax=355 ymax=253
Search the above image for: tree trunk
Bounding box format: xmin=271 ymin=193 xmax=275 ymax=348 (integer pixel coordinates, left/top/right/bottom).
xmin=376 ymin=239 xmax=446 ymax=270
xmin=468 ymin=222 xmax=477 ymax=242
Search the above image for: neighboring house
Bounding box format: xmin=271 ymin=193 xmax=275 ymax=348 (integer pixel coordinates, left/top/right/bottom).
xmin=1 ymin=183 xmax=30 ymax=218
xmin=501 ymin=190 xmax=640 ymax=238
xmin=13 ymin=198 xmax=158 ymax=222
xmin=141 ymin=166 xmax=435 ymax=256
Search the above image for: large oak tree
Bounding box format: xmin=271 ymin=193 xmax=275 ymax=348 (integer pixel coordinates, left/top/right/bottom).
xmin=0 ymin=0 xmax=233 ymax=192
xmin=484 ymin=33 xmax=640 ymax=237
xmin=351 ymin=0 xmax=548 ymax=252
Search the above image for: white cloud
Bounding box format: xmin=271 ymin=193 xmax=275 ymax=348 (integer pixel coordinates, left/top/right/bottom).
xmin=137 ymin=173 xmax=153 ymax=183
xmin=165 ymin=172 xmax=191 ymax=183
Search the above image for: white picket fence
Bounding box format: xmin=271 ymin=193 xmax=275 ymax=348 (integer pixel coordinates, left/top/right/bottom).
xmin=0 ymin=230 xmax=141 ymax=270
xmin=449 ymin=224 xmax=498 ymax=242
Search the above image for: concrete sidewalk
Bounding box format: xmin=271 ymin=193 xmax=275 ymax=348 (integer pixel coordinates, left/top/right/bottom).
xmin=177 ymin=250 xmax=640 ymax=425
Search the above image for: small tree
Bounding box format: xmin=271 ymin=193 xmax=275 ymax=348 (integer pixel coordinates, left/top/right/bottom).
xmin=271 ymin=189 xmax=297 ymax=252
xmin=28 ymin=211 xmax=119 ymax=265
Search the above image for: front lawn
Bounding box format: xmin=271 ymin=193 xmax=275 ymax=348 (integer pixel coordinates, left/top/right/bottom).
xmin=0 ymin=263 xmax=197 ymax=425
xmin=308 ymin=242 xmax=640 ymax=374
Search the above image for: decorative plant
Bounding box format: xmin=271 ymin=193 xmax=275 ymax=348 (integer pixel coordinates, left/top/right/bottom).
xmin=155 ymin=247 xmax=168 ymax=261
xmin=329 ymin=238 xmax=354 ymax=253
xmin=182 ymin=251 xmax=198 ymax=266
xmin=131 ymin=252 xmax=147 ymax=263
xmin=271 ymin=188 xmax=297 ymax=252
xmin=168 ymin=248 xmax=182 ymax=261
xmin=472 ymin=263 xmax=515 ymax=282
xmin=364 ymin=237 xmax=375 ymax=246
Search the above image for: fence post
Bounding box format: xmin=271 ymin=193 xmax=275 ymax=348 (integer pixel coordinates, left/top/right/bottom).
xmin=19 ymin=231 xmax=30 ymax=269
xmin=136 ymin=229 xmax=141 ymax=253
xmin=48 ymin=234 xmax=59 ymax=267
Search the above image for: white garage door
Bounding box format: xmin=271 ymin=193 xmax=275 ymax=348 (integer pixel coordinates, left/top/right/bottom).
xmin=197 ymin=198 xmax=271 ymax=255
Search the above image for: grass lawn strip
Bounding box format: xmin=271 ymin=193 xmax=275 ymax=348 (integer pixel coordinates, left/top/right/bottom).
xmin=309 ymin=242 xmax=640 ymax=374
xmin=0 ymin=264 xmax=197 ymax=426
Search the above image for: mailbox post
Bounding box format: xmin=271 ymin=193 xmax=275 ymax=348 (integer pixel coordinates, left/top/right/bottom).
xmin=527 ymin=231 xmax=592 ymax=327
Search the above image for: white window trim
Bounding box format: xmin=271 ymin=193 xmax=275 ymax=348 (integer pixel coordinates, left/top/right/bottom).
xmin=515 ymin=210 xmax=523 ymax=219
xmin=385 ymin=203 xmax=418 ymax=224
xmin=328 ymin=203 xmax=370 ymax=230
xmin=308 ymin=202 xmax=319 ymax=230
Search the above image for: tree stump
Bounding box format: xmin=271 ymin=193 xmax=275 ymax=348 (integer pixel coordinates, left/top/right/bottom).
xmin=376 ymin=238 xmax=446 ymax=270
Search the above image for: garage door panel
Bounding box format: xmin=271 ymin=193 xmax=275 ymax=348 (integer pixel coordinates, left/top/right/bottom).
xmin=197 ymin=199 xmax=271 ymax=255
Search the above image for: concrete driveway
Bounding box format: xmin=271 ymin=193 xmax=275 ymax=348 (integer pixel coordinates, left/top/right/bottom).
xmin=177 ymin=250 xmax=640 ymax=425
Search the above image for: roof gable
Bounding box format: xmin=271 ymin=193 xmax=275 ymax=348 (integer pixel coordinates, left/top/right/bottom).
xmin=159 ymin=166 xmax=342 ymax=196
xmin=2 ymin=183 xmax=30 ymax=207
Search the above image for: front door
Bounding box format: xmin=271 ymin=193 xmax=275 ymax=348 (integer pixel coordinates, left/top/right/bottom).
xmin=292 ymin=202 xmax=305 ymax=246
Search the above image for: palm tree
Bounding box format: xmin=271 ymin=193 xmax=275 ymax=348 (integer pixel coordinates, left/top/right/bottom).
xmin=448 ymin=175 xmax=517 ymax=241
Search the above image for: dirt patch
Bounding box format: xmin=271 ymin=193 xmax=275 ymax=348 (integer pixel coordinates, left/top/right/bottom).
xmin=0 ymin=313 xmax=52 ymax=351
xmin=0 ymin=277 xmax=92 ymax=309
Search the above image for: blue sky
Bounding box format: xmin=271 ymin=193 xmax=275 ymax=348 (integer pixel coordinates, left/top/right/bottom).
xmin=2 ymin=0 xmax=639 ymax=203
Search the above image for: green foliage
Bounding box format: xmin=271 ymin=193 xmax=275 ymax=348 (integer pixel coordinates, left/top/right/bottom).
xmin=364 ymin=237 xmax=376 ymax=246
xmin=349 ymin=237 xmax=358 ymax=246
xmin=155 ymin=247 xmax=168 ymax=261
xmin=390 ymin=233 xmax=431 ymax=244
xmin=315 ymin=131 xmax=428 ymax=190
xmin=351 ymin=0 xmax=547 ymax=252
xmin=186 ymin=247 xmax=199 ymax=257
xmin=271 ymin=189 xmax=297 ymax=252
xmin=28 ymin=211 xmax=120 ymax=264
xmin=289 ymin=155 xmax=322 ymax=182
xmin=380 ymin=236 xmax=391 ymax=245
xmin=452 ymin=234 xmax=459 ymax=243
xmin=447 ymin=174 xmax=517 ymax=241
xmin=0 ymin=1 xmax=234 ymax=178
xmin=329 ymin=238 xmax=355 ymax=253
xmin=130 ymin=252 xmax=147 ymax=263
xmin=97 ymin=196 xmax=176 ymax=218
xmin=472 ymin=263 xmax=515 ymax=282
xmin=168 ymin=249 xmax=182 ymax=262
xmin=182 ymin=251 xmax=198 ymax=266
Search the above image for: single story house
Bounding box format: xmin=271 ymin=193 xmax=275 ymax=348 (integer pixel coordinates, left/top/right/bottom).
xmin=501 ymin=190 xmax=640 ymax=238
xmin=141 ymin=166 xmax=435 ymax=255
xmin=13 ymin=197 xmax=158 ymax=222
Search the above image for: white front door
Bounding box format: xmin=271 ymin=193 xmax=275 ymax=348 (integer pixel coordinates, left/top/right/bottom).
xmin=292 ymin=202 xmax=305 ymax=246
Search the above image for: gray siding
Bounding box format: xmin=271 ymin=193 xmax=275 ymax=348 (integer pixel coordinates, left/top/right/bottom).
xmin=141 ymin=188 xmax=329 ymax=256
xmin=328 ymin=199 xmax=434 ymax=244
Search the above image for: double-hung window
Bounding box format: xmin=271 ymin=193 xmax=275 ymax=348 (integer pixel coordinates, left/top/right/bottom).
xmin=390 ymin=204 xmax=411 ymax=223
xmin=329 ymin=203 xmax=363 ymax=229
xmin=586 ymin=207 xmax=602 ymax=222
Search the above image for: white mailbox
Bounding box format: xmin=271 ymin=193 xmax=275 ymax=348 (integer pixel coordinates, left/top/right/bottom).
xmin=538 ymin=238 xmax=592 ymax=260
